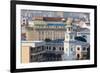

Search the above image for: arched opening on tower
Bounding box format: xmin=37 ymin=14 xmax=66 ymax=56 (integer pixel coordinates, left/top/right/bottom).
xmin=77 ymin=54 xmax=80 ymax=60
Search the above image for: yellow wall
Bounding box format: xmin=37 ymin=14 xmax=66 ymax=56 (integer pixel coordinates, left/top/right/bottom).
xmin=26 ymin=27 xmax=65 ymax=41
xmin=22 ymin=46 xmax=30 ymax=63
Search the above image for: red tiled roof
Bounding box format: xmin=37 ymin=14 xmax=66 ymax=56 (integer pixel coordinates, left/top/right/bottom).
xmin=33 ymin=16 xmax=43 ymax=20
xmin=43 ymin=17 xmax=63 ymax=21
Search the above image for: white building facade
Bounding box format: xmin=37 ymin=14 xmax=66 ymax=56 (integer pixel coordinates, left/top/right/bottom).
xmin=63 ymin=22 xmax=90 ymax=60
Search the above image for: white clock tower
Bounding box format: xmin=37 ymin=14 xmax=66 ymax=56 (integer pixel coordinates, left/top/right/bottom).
xmin=64 ymin=18 xmax=76 ymax=56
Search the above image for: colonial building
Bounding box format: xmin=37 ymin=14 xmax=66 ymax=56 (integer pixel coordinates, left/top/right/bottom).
xmin=22 ymin=40 xmax=64 ymax=63
xmin=21 ymin=17 xmax=66 ymax=41
xmin=21 ymin=41 xmax=46 ymax=63
xmin=45 ymin=39 xmax=64 ymax=61
xmin=63 ymin=21 xmax=90 ymax=60
xmin=21 ymin=17 xmax=90 ymax=63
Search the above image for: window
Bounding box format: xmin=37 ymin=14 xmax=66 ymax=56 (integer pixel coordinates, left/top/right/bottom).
xmin=62 ymin=47 xmax=64 ymax=50
xmin=59 ymin=47 xmax=61 ymax=50
xmin=21 ymin=33 xmax=26 ymax=40
xmin=82 ymin=35 xmax=87 ymax=38
xmin=71 ymin=45 xmax=74 ymax=51
xmin=23 ymin=19 xmax=25 ymax=22
xmin=47 ymin=46 xmax=48 ymax=50
xmin=53 ymin=47 xmax=56 ymax=51
xmin=70 ymin=35 xmax=73 ymax=39
xmin=30 ymin=47 xmax=36 ymax=53
xmin=71 ymin=48 xmax=73 ymax=51
xmin=77 ymin=54 xmax=80 ymax=60
xmin=77 ymin=47 xmax=80 ymax=50
xmin=30 ymin=47 xmax=33 ymax=53
xmin=49 ymin=46 xmax=51 ymax=50
xmin=42 ymin=46 xmax=44 ymax=50
xmin=30 ymin=55 xmax=33 ymax=61
xmin=23 ymin=23 xmax=25 ymax=25
xmin=83 ymin=54 xmax=87 ymax=57
xmin=83 ymin=47 xmax=86 ymax=51
xmin=70 ymin=27 xmax=72 ymax=31
xmin=68 ymin=27 xmax=70 ymax=31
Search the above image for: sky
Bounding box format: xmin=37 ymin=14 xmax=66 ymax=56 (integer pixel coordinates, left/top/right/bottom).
xmin=21 ymin=9 xmax=90 ymax=21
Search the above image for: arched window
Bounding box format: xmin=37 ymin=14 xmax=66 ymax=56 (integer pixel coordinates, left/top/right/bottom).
xmin=53 ymin=47 xmax=56 ymax=51
xmin=77 ymin=47 xmax=80 ymax=50
xmin=77 ymin=54 xmax=80 ymax=60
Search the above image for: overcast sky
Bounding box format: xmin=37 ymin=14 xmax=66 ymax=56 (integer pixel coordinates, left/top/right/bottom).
xmin=21 ymin=9 xmax=90 ymax=21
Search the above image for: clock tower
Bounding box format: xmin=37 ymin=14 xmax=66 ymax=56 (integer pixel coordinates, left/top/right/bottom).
xmin=64 ymin=18 xmax=76 ymax=56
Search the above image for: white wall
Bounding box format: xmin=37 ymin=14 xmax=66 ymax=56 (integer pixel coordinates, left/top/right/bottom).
xmin=0 ymin=0 xmax=99 ymax=73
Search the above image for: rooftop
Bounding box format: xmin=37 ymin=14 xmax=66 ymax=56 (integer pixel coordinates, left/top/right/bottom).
xmin=47 ymin=23 xmax=65 ymax=26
